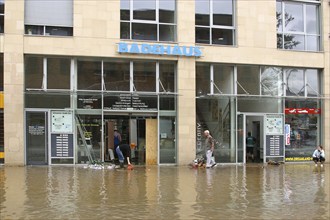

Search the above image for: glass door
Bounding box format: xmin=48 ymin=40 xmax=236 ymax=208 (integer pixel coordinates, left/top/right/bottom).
xmin=237 ymin=113 xmax=245 ymax=163
xmin=26 ymin=111 xmax=48 ymax=165
xmin=159 ymin=116 xmax=176 ymax=164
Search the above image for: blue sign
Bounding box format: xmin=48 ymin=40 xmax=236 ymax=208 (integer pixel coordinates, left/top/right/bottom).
xmin=285 ymin=124 xmax=290 ymax=145
xmin=118 ymin=42 xmax=202 ymax=57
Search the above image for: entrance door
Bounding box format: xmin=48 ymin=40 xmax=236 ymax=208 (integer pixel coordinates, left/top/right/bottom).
xmin=159 ymin=116 xmax=176 ymax=164
xmin=238 ymin=113 xmax=265 ymax=164
xmin=26 ymin=111 xmax=48 ymax=165
xmin=103 ymin=114 xmax=157 ymax=165
xmin=246 ymin=116 xmax=263 ymax=163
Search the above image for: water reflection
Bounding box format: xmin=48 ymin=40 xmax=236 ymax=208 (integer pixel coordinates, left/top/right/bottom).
xmin=0 ymin=164 xmax=329 ymax=219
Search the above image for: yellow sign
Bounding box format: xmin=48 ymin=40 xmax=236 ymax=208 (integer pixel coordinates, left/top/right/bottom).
xmin=285 ymin=157 xmax=312 ymax=161
xmin=0 ymin=92 xmax=4 ymax=108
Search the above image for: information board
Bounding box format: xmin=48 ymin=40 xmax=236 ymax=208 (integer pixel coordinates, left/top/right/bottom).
xmin=51 ymin=111 xmax=73 ymax=133
xmin=106 ymin=94 xmax=157 ymax=110
xmin=51 ymin=134 xmax=74 ymax=158
xmin=265 ymin=114 xmax=283 ymax=135
xmin=266 ymin=135 xmax=284 ymax=157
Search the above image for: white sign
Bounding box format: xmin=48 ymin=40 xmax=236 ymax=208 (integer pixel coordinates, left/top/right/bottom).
xmin=51 ymin=111 xmax=73 ymax=133
xmin=265 ymin=114 xmax=283 ymax=135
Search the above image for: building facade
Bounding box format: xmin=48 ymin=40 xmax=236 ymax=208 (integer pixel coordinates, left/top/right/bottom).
xmin=1 ymin=0 xmax=329 ymax=166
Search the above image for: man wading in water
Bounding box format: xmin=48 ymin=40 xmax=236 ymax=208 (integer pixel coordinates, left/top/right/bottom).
xmin=204 ymin=130 xmax=217 ymax=168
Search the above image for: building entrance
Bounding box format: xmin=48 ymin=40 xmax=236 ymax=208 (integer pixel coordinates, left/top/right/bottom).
xmin=238 ymin=113 xmax=285 ymax=164
xmin=26 ymin=111 xmax=48 ymax=165
xmin=103 ymin=114 xmax=157 ymax=165
xmin=237 ymin=114 xmax=264 ymax=164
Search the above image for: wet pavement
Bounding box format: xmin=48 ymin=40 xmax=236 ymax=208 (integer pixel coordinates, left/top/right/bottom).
xmin=0 ymin=163 xmax=329 ymax=220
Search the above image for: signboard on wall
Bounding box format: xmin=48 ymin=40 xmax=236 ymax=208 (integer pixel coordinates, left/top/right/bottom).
xmin=105 ymin=94 xmax=157 ymax=111
xmin=51 ymin=111 xmax=73 ymax=133
xmin=285 ymin=108 xmax=321 ymax=114
xmin=118 ymin=42 xmax=202 ymax=57
xmin=264 ymin=114 xmax=285 ymax=161
xmin=265 ymin=114 xmax=283 ymax=135
xmin=266 ymin=135 xmax=284 ymax=157
xmin=51 ymin=134 xmax=74 ymax=158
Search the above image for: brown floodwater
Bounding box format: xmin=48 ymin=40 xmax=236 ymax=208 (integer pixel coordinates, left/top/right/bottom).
xmin=0 ymin=164 xmax=329 ymax=220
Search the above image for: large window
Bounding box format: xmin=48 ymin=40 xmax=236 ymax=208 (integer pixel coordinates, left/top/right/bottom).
xmin=25 ymin=56 xmax=71 ymax=90
xmin=24 ymin=56 xmax=71 ymax=108
xmin=196 ymin=63 xmax=322 ymax=163
xmin=196 ymin=63 xmax=236 ymax=163
xmin=285 ymin=100 xmax=320 ymax=161
xmin=285 ymin=68 xmax=320 ymax=97
xmin=276 ymin=0 xmax=320 ymax=51
xmin=195 ymin=0 xmax=235 ymax=45
xmin=24 ymin=0 xmax=73 ymax=36
xmin=121 ymin=0 xmax=176 ymax=42
xmin=196 ymin=63 xmax=321 ymax=98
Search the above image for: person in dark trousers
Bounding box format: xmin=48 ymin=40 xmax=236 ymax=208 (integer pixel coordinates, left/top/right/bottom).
xmin=246 ymin=132 xmax=256 ymax=162
xmin=312 ymin=145 xmax=325 ymax=167
xmin=108 ymin=130 xmax=122 ymax=163
xmin=116 ymin=143 xmax=135 ymax=168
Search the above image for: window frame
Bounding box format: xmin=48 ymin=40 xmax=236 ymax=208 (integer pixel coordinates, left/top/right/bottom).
xmin=195 ymin=0 xmax=236 ymax=46
xmin=276 ymin=0 xmax=321 ymax=51
xmin=196 ymin=63 xmax=321 ymax=98
xmin=120 ymin=0 xmax=177 ymax=42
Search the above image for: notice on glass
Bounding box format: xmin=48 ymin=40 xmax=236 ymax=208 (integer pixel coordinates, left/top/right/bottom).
xmin=28 ymin=125 xmax=45 ymax=136
xmin=265 ymin=114 xmax=283 ymax=135
xmin=51 ymin=111 xmax=73 ymax=133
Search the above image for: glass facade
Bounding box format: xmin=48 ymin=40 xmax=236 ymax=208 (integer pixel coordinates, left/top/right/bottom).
xmin=196 ymin=63 xmax=322 ymax=163
xmin=24 ymin=56 xmax=177 ymax=165
xmin=285 ymin=99 xmax=320 ymax=161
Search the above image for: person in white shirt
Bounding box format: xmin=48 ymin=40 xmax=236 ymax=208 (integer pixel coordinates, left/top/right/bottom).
xmin=312 ymin=145 xmax=325 ymax=167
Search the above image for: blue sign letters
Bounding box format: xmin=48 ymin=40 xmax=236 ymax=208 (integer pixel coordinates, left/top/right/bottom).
xmin=118 ymin=42 xmax=202 ymax=57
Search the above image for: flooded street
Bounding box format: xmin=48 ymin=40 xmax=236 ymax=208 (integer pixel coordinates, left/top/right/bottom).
xmin=0 ymin=164 xmax=329 ymax=220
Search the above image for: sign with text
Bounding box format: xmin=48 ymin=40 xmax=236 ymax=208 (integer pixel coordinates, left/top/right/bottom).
xmin=118 ymin=42 xmax=202 ymax=57
xmin=51 ymin=111 xmax=73 ymax=133
xmin=265 ymin=114 xmax=283 ymax=135
xmin=266 ymin=135 xmax=284 ymax=157
xmin=285 ymin=124 xmax=290 ymax=145
xmin=28 ymin=125 xmax=45 ymax=136
xmin=105 ymin=94 xmax=157 ymax=111
xmin=51 ymin=134 xmax=74 ymax=158
xmin=285 ymin=108 xmax=321 ymax=114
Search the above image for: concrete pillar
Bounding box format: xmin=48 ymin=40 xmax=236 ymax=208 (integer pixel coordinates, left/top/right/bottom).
xmin=4 ymin=1 xmax=25 ymax=165
xmin=176 ymin=0 xmax=196 ymax=165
